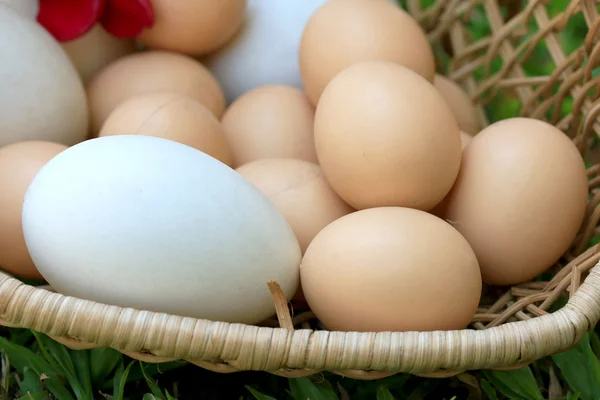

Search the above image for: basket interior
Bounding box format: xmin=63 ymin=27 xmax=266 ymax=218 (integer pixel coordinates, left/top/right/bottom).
xmin=267 ymin=0 xmax=600 ymax=333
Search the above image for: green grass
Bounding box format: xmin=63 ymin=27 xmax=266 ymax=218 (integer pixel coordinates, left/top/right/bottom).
xmin=2 ymin=0 xmax=598 ymax=399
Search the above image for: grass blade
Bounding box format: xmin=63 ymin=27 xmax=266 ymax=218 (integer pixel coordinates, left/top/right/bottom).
xmin=16 ymin=392 xmax=50 ymax=400
xmin=90 ymin=348 xmax=122 ymax=385
xmin=552 ymin=333 xmax=600 ymax=400
xmin=376 ymin=385 xmax=395 ymax=400
xmin=480 ymin=379 xmax=499 ymax=400
xmin=246 ymin=386 xmax=277 ymax=400
xmin=112 ymin=360 xmax=135 ymax=400
xmin=19 ymin=367 xmax=45 ymax=395
xmin=70 ymin=350 xmax=93 ymax=400
xmin=289 ymin=377 xmax=339 ymax=400
xmin=139 ymin=362 xmax=166 ymax=400
xmin=31 ymin=332 xmax=86 ymax=400
xmin=482 ymin=367 xmax=543 ymax=400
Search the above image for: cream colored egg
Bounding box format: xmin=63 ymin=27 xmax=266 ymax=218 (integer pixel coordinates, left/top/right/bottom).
xmin=87 ymin=51 xmax=225 ymax=135
xmin=99 ymin=92 xmax=232 ymax=165
xmin=0 ymin=4 xmax=88 ymax=146
xmin=434 ymin=75 xmax=481 ymax=135
xmin=222 ymin=85 xmax=317 ymax=167
xmin=62 ymin=24 xmax=137 ymax=84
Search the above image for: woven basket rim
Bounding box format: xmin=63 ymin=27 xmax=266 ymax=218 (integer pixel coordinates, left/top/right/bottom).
xmin=1 ymin=260 xmax=600 ymax=378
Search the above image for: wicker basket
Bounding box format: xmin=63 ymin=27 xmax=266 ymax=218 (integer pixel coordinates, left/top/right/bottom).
xmin=1 ymin=0 xmax=600 ymax=380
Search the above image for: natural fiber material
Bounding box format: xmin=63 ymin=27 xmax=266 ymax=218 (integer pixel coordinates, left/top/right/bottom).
xmin=0 ymin=0 xmax=599 ymax=379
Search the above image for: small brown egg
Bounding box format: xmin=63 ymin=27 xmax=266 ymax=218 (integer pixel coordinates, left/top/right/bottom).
xmin=299 ymin=0 xmax=435 ymax=105
xmin=460 ymin=131 xmax=473 ymax=149
xmin=62 ymin=24 xmax=137 ymax=84
xmin=300 ymin=207 xmax=482 ymax=332
xmin=221 ymin=85 xmax=317 ymax=167
xmin=99 ymin=92 xmax=232 ymax=166
xmin=434 ymin=74 xmax=481 ymax=135
xmin=443 ymin=118 xmax=588 ymax=286
xmin=137 ymin=0 xmax=246 ymax=56
xmin=429 ymin=131 xmax=474 ymax=217
xmin=236 ymin=158 xmax=354 ymax=253
xmin=314 ymin=61 xmax=461 ymax=211
xmin=87 ymin=51 xmax=225 ymax=135
xmin=0 ymin=141 xmax=68 ymax=280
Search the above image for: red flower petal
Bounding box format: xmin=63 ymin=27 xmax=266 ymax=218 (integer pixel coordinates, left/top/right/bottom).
xmin=100 ymin=0 xmax=154 ymax=39
xmin=37 ymin=0 xmax=106 ymax=42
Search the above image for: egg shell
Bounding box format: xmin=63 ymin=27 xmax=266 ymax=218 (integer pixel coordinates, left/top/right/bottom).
xmin=300 ymin=207 xmax=482 ymax=332
xmin=443 ymin=118 xmax=588 ymax=286
xmin=434 ymin=75 xmax=481 ymax=135
xmin=22 ymin=135 xmax=301 ymax=324
xmin=222 ymin=85 xmax=317 ymax=167
xmin=299 ymin=0 xmax=435 ymax=105
xmin=87 ymin=50 xmax=225 ymax=135
xmin=236 ymin=158 xmax=354 ymax=253
xmin=62 ymin=24 xmax=137 ymax=85
xmin=0 ymin=5 xmax=88 ymax=147
xmin=0 ymin=141 xmax=67 ymax=280
xmin=137 ymin=0 xmax=246 ymax=56
xmin=99 ymin=92 xmax=232 ymax=166
xmin=314 ymin=61 xmax=462 ymax=211
xmin=0 ymin=0 xmax=38 ymax=19
xmin=201 ymin=0 xmax=330 ymax=104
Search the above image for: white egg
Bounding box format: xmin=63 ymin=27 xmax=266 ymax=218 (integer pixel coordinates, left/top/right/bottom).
xmin=201 ymin=0 xmax=329 ymax=104
xmin=22 ymin=135 xmax=301 ymax=324
xmin=0 ymin=4 xmax=88 ymax=146
xmin=0 ymin=0 xmax=38 ymax=20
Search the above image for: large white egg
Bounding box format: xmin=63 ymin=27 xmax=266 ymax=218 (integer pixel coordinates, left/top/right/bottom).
xmin=0 ymin=0 xmax=38 ymax=20
xmin=22 ymin=135 xmax=301 ymax=324
xmin=201 ymin=0 xmax=329 ymax=104
xmin=0 ymin=4 xmax=88 ymax=146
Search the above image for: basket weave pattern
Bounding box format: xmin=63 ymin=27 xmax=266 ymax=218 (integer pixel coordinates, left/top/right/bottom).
xmin=1 ymin=0 xmax=600 ymax=380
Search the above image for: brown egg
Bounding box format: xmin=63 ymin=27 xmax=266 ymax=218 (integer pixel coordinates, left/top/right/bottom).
xmin=62 ymin=24 xmax=137 ymax=84
xmin=221 ymin=85 xmax=317 ymax=167
xmin=460 ymin=131 xmax=473 ymax=149
xmin=99 ymin=92 xmax=232 ymax=165
xmin=443 ymin=118 xmax=588 ymax=286
xmin=87 ymin=51 xmax=225 ymax=135
xmin=299 ymin=0 xmax=435 ymax=105
xmin=314 ymin=61 xmax=461 ymax=211
xmin=300 ymin=207 xmax=482 ymax=332
xmin=236 ymin=158 xmax=354 ymax=253
xmin=434 ymin=74 xmax=481 ymax=135
xmin=429 ymin=131 xmax=474 ymax=217
xmin=137 ymin=0 xmax=246 ymax=56
xmin=0 ymin=141 xmax=67 ymax=280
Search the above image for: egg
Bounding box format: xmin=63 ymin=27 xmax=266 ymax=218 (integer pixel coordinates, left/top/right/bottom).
xmin=201 ymin=0 xmax=330 ymax=104
xmin=0 ymin=4 xmax=88 ymax=147
xmin=236 ymin=158 xmax=354 ymax=253
xmin=460 ymin=131 xmax=473 ymax=149
xmin=443 ymin=118 xmax=588 ymax=286
xmin=87 ymin=51 xmax=225 ymax=135
xmin=62 ymin=24 xmax=137 ymax=84
xmin=22 ymin=135 xmax=301 ymax=324
xmin=0 ymin=0 xmax=38 ymax=20
xmin=299 ymin=0 xmax=435 ymax=105
xmin=0 ymin=141 xmax=67 ymax=280
xmin=137 ymin=0 xmax=246 ymax=56
xmin=99 ymin=92 xmax=232 ymax=166
xmin=221 ymin=85 xmax=317 ymax=167
xmin=314 ymin=61 xmax=462 ymax=211
xmin=434 ymin=74 xmax=481 ymax=135
xmin=300 ymin=207 xmax=482 ymax=332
